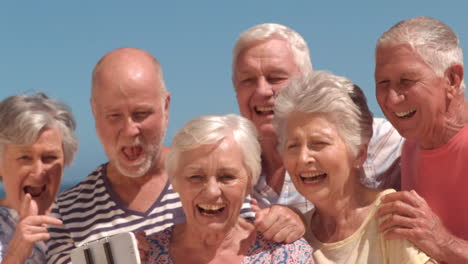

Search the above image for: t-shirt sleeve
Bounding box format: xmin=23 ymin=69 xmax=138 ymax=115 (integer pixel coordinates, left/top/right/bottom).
xmin=384 ymin=238 xmax=431 ymax=264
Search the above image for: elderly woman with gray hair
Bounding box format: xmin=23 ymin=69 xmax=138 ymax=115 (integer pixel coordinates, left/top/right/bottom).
xmin=145 ymin=114 xmax=312 ymax=263
xmin=0 ymin=93 xmax=78 ymax=263
xmin=273 ymin=71 xmax=434 ymax=263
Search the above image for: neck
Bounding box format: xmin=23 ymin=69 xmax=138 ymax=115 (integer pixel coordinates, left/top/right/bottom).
xmin=259 ymin=137 xmax=285 ymax=194
xmin=172 ymin=218 xmax=255 ymax=257
xmin=419 ymin=97 xmax=467 ymax=149
xmin=106 ymin=146 xmax=169 ymax=212
xmin=311 ymin=176 xmax=377 ymax=243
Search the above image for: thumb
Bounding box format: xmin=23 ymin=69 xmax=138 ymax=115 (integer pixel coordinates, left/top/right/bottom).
xmin=19 ymin=194 xmax=38 ymax=219
xmin=250 ymin=198 xmax=261 ymax=213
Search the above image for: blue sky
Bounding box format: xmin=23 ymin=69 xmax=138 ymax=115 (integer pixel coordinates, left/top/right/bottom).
xmin=0 ymin=1 xmax=467 ymax=194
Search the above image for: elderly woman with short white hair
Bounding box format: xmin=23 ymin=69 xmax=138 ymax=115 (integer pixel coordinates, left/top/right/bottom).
xmin=145 ymin=114 xmax=313 ymax=263
xmin=0 ymin=93 xmax=78 ymax=263
xmin=273 ymin=71 xmax=434 ymax=263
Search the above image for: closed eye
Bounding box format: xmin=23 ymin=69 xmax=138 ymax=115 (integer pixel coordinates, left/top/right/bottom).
xmin=133 ymin=112 xmax=151 ymax=122
xmin=17 ymin=155 xmax=32 ymax=161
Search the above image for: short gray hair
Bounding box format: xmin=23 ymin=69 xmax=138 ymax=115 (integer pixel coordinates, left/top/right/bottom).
xmin=233 ymin=23 xmax=313 ymax=75
xmin=377 ymin=16 xmax=465 ymax=93
xmin=0 ymin=93 xmax=78 ymax=168
xmin=166 ymin=114 xmax=261 ymax=187
xmin=273 ymin=71 xmax=373 ymax=157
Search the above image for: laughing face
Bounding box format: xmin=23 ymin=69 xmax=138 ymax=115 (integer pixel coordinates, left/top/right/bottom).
xmin=233 ymin=38 xmax=301 ymax=140
xmin=375 ymin=44 xmax=449 ymax=143
xmin=282 ymin=112 xmax=358 ymax=204
xmin=172 ymin=136 xmax=250 ymax=234
xmin=0 ymin=127 xmax=64 ymax=215
xmin=92 ymin=68 xmax=169 ymax=178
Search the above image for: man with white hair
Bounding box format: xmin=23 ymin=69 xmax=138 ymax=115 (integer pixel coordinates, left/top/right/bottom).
xmin=232 ymin=23 xmax=403 ymax=213
xmin=374 ymin=16 xmax=468 ymax=263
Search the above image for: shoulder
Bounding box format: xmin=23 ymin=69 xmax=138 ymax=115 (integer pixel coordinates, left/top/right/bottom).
xmin=248 ymin=232 xmax=313 ymax=263
xmin=55 ymin=164 xmax=107 ymax=206
xmin=371 ymin=118 xmax=403 ymax=148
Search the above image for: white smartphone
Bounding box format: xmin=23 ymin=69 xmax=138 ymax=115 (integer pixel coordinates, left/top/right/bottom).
xmin=71 ymin=232 xmax=141 ymax=264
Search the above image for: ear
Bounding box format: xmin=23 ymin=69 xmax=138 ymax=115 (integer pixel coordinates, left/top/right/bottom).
xmin=164 ymin=92 xmax=171 ymax=124
xmin=445 ymin=64 xmax=464 ymax=100
xmin=354 ymin=144 xmax=368 ymax=169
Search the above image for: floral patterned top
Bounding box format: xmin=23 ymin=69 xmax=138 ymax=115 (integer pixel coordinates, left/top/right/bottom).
xmin=0 ymin=206 xmax=46 ymax=263
xmin=146 ymin=227 xmax=313 ymax=264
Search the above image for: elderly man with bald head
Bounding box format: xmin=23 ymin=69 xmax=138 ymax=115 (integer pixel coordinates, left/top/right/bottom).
xmin=46 ymin=48 xmax=184 ymax=264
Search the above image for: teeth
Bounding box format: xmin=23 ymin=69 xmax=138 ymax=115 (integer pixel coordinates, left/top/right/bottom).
xmin=300 ymin=172 xmax=325 ymax=178
xmin=395 ymin=109 xmax=416 ymax=118
xmin=255 ymin=106 xmax=274 ymax=113
xmin=198 ymin=204 xmax=225 ymax=210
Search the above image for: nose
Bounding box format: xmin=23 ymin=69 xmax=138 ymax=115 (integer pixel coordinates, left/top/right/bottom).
xmin=204 ymin=177 xmax=221 ymax=198
xmin=298 ymin=146 xmax=315 ymax=166
xmin=31 ymin=160 xmax=46 ymax=180
xmin=386 ymin=87 xmax=405 ymax=106
xmin=256 ymin=77 xmax=275 ymax=97
xmin=122 ymin=117 xmax=140 ymax=137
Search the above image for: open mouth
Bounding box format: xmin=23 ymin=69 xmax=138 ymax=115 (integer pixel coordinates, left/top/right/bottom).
xmin=299 ymin=172 xmax=327 ymax=184
xmin=197 ymin=204 xmax=226 ymax=216
xmin=395 ymin=109 xmax=416 ymax=119
xmin=23 ymin=185 xmax=46 ymax=198
xmin=122 ymin=146 xmax=143 ymax=161
xmin=254 ymin=106 xmax=274 ymax=115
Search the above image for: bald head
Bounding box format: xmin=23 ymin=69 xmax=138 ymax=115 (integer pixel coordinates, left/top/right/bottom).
xmin=91 ymin=48 xmax=166 ymax=105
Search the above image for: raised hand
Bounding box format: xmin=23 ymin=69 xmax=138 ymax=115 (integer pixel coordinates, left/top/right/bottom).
xmin=2 ymin=194 xmax=62 ymax=263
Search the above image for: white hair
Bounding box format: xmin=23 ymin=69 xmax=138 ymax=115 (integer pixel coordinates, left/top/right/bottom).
xmin=377 ymin=16 xmax=465 ymax=93
xmin=166 ymin=114 xmax=261 ymax=187
xmin=233 ymin=23 xmax=313 ymax=75
xmin=0 ymin=93 xmax=78 ymax=169
xmin=273 ymin=71 xmax=373 ymax=158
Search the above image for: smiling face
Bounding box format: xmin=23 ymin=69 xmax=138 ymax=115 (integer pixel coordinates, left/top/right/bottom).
xmin=172 ymin=137 xmax=250 ymax=234
xmin=375 ymin=44 xmax=450 ymax=142
xmin=282 ymin=112 xmax=359 ymax=204
xmin=92 ymin=55 xmax=169 ymax=178
xmin=233 ymin=38 xmax=301 ymax=139
xmin=0 ymin=127 xmax=64 ymax=215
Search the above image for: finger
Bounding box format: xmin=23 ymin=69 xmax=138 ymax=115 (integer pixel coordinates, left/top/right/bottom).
xmin=271 ymin=227 xmax=300 ymax=243
xmin=250 ymin=198 xmax=261 ymax=213
xmin=29 ymin=198 xmax=39 ymax=216
xmin=22 ymin=215 xmax=63 ymax=226
xmin=376 ymin=199 xmax=419 ymax=218
xmin=19 ymin=194 xmax=33 ymax=219
xmin=380 ymin=191 xmax=420 ymax=208
xmin=254 ymin=208 xmax=276 ymax=233
xmin=23 ymin=232 xmax=52 ymax=243
xmin=382 ymin=226 xmax=419 ymax=242
xmin=410 ymin=190 xmax=429 ymax=207
xmin=378 ymin=213 xmax=418 ymax=232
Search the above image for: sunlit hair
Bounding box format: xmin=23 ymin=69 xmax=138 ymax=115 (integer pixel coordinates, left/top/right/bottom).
xmin=377 ymin=16 xmax=465 ymax=93
xmin=0 ymin=93 xmax=78 ymax=170
xmin=232 ymin=23 xmax=313 ymax=75
xmin=273 ymin=71 xmax=373 ymax=158
xmin=166 ymin=114 xmax=261 ymax=187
